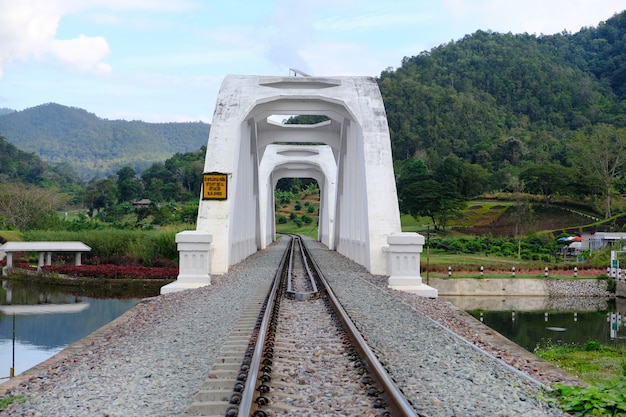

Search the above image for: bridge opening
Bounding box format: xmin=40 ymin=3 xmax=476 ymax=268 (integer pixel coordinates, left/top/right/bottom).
xmin=275 ymin=178 xmax=320 ymax=238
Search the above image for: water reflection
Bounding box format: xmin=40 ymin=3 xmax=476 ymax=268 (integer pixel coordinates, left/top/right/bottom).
xmin=0 ymin=280 xmax=157 ymax=378
xmin=441 ymin=295 xmax=626 ymax=352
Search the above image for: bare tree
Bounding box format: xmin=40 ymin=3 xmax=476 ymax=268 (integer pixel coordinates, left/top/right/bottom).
xmin=0 ymin=183 xmax=66 ymax=230
xmin=570 ymin=124 xmax=626 ymax=218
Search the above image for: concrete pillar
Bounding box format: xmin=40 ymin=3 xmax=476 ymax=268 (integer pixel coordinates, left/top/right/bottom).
xmin=386 ymin=232 xmax=437 ymax=298
xmin=161 ymin=231 xmax=212 ymax=294
xmin=45 ymin=252 xmax=52 ymax=265
xmin=75 ymin=252 xmax=82 ymax=266
xmin=2 ymin=252 xmax=12 ymax=276
xmin=38 ymin=252 xmax=45 ymax=272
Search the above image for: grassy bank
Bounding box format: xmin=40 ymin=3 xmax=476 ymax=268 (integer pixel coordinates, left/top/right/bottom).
xmin=536 ymin=340 xmax=626 ymax=385
xmin=535 ymin=341 xmax=626 ymax=416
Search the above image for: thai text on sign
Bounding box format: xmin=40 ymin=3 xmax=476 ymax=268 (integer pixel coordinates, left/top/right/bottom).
xmin=203 ymin=173 xmax=228 ymax=200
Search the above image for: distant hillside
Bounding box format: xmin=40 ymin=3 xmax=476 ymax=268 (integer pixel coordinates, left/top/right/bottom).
xmin=0 ymin=134 xmax=78 ymax=188
xmin=0 ymin=103 xmax=210 ymax=179
xmin=378 ymin=10 xmax=626 ymax=169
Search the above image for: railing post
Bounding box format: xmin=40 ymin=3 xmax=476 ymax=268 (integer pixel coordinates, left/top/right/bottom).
xmin=160 ymin=231 xmax=213 ymax=294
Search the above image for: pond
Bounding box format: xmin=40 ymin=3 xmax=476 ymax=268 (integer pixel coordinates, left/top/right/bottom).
xmin=0 ymin=280 xmax=159 ymax=379
xmin=440 ymin=296 xmax=626 ymax=352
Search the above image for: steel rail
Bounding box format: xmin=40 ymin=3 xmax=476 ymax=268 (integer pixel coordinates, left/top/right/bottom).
xmin=296 ymin=235 xmax=318 ymax=294
xmin=236 ymin=235 xmax=291 ymax=417
xmin=238 ymin=234 xmax=419 ymax=417
xmin=300 ymin=239 xmax=420 ymax=417
xmin=285 ymin=235 xmax=319 ymax=300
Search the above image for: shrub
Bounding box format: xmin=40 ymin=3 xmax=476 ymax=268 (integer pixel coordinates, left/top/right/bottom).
xmin=302 ymin=214 xmax=313 ymax=224
xmin=597 ymin=274 xmax=616 ymax=293
xmin=584 ymin=340 xmax=602 ymax=352
xmin=552 ymin=379 xmax=626 ymax=416
xmin=274 ymin=190 xmax=293 ymax=206
xmin=277 ymin=215 xmax=287 ymax=224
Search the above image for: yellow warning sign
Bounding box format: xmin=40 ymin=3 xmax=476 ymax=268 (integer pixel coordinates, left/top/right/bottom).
xmin=202 ymin=173 xmax=228 ymax=200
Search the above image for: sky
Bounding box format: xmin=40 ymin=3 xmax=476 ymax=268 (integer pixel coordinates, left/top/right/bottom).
xmin=0 ymin=0 xmax=625 ymax=124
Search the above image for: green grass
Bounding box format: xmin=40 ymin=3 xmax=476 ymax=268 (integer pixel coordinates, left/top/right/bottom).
xmin=0 ymin=230 xmax=23 ymax=242
xmin=536 ymin=341 xmax=626 ymax=385
xmin=0 ymin=395 xmax=25 ymax=410
xmin=449 ymin=201 xmax=511 ymax=227
xmin=400 ymin=214 xmax=431 ymax=232
xmin=275 ymin=222 xmax=318 ymax=239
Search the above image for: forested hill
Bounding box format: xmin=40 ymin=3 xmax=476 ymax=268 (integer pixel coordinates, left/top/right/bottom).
xmin=378 ymin=10 xmax=626 ymax=169
xmin=0 ymin=103 xmax=210 ymax=179
xmin=0 ymin=135 xmax=77 ymax=188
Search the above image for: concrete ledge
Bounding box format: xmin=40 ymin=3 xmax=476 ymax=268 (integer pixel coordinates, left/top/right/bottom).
xmin=429 ymin=278 xmax=548 ymax=296
xmin=389 ymin=283 xmax=438 ymax=298
xmin=160 ymin=281 xmax=208 ymax=294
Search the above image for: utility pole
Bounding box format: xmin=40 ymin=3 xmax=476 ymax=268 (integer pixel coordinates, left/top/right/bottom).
xmin=426 ymin=224 xmax=430 ymax=285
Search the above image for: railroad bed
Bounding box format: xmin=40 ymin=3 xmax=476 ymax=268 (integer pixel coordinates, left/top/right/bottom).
xmin=0 ymin=237 xmax=568 ymax=417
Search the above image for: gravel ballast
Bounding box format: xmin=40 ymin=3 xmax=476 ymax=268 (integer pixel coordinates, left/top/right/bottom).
xmin=1 ymin=238 xmax=583 ymax=416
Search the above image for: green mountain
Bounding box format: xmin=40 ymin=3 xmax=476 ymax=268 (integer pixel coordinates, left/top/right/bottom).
xmin=0 ymin=135 xmax=77 ymax=188
xmin=0 ymin=103 xmax=210 ymax=179
xmin=378 ymin=10 xmax=626 ymax=173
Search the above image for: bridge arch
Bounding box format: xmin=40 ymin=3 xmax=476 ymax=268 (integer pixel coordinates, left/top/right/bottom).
xmin=193 ymin=75 xmax=401 ymax=276
xmin=159 ymin=74 xmax=448 ymax=299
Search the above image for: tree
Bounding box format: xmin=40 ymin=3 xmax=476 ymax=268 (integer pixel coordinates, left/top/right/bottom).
xmin=84 ymin=176 xmax=117 ymax=216
xmin=0 ymin=183 xmax=66 ymax=230
xmin=569 ymin=123 xmax=626 ymax=218
xmin=395 ymin=160 xmax=467 ymax=230
xmin=504 ymin=174 xmax=531 ymax=238
xmin=519 ymin=163 xmax=574 ymax=203
xmin=116 ymin=166 xmax=142 ymax=202
xmin=400 ymin=179 xmax=467 ymax=230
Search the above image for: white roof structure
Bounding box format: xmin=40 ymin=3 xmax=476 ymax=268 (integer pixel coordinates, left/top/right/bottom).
xmin=591 ymin=232 xmax=626 ymax=241
xmin=1 ymin=241 xmax=91 ymax=276
xmin=0 ymin=242 xmax=91 ymax=252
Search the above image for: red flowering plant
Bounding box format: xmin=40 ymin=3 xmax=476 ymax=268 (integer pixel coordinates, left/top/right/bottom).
xmin=41 ymin=264 xmax=178 ymax=280
xmin=0 ymin=259 xmax=37 ymax=271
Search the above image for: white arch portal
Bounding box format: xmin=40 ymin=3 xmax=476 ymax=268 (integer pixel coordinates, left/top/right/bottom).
xmin=161 ymin=75 xmax=436 ymax=297
xmin=258 ymin=144 xmax=337 ymax=250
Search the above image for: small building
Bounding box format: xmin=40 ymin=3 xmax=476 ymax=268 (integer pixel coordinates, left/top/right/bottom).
xmin=132 ymin=198 xmax=151 ymax=209
xmin=589 ymin=232 xmax=626 ymax=251
xmin=558 ymin=241 xmax=583 ymax=259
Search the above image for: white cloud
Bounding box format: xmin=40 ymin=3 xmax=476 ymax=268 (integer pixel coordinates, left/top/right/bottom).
xmin=0 ymin=0 xmax=199 ymax=78
xmin=316 ymin=9 xmax=432 ymax=32
xmin=0 ymin=1 xmax=110 ymax=77
xmin=443 ymin=0 xmax=624 ymax=36
xmin=49 ymin=34 xmax=111 ymax=74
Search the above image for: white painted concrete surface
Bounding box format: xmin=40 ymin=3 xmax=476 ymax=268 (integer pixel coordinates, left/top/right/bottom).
xmin=166 ymin=74 xmax=435 ymax=297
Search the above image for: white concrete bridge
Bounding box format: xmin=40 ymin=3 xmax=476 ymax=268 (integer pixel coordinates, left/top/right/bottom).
xmin=161 ymin=74 xmax=436 ymax=297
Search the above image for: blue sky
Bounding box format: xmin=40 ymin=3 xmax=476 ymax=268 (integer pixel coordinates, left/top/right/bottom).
xmin=1 ymin=0 xmax=624 ymax=123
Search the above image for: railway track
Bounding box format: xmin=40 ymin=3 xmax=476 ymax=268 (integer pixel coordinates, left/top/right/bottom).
xmin=187 ymin=235 xmax=419 ymax=417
